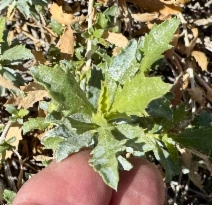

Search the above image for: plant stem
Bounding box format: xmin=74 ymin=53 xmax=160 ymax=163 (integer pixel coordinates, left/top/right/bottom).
xmin=0 ymin=121 xmax=12 ymax=145
xmin=85 ymin=0 xmax=95 ymax=68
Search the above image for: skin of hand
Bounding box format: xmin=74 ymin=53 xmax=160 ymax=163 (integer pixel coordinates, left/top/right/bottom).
xmin=12 ymin=150 xmax=165 ymax=205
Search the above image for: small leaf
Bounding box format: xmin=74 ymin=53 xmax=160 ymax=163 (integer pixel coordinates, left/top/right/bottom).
xmin=3 ymin=189 xmax=16 ymax=205
xmin=16 ymin=0 xmax=31 ymax=19
xmin=89 ymin=128 xmax=126 ymax=190
xmin=49 ymin=17 xmax=63 ymax=35
xmin=30 ymin=64 xmax=95 ymax=117
xmin=42 ymin=125 xmax=93 ymax=161
xmin=0 ymin=17 xmax=6 ymax=43
xmin=5 ymin=104 xmax=18 ymax=115
xmin=98 ymin=13 xmax=109 ymax=29
xmin=153 ymin=145 xmax=179 ymax=182
xmin=22 ymin=117 xmax=50 ymax=134
xmin=1 ymin=45 xmax=34 ymax=61
xmin=111 ymin=74 xmax=172 ymax=116
xmin=107 ymin=39 xmax=138 ymax=84
xmin=140 ymin=18 xmax=180 ymax=72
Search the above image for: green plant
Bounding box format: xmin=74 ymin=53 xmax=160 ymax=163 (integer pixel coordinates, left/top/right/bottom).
xmin=0 ymin=1 xmax=211 ymax=197
xmin=20 ymin=18 xmax=185 ymax=190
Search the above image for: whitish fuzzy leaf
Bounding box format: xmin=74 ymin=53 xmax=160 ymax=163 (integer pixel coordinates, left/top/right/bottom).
xmin=23 ymin=117 xmax=50 ymax=134
xmin=171 ymin=127 xmax=212 ymax=153
xmin=30 ymin=65 xmax=95 ymax=117
xmin=89 ymin=128 xmax=126 ymax=190
xmin=117 ymin=155 xmax=133 ymax=171
xmin=0 ymin=0 xmax=13 ymax=11
xmin=16 ymin=0 xmax=31 ymax=19
xmin=107 ymin=39 xmax=138 ymax=84
xmin=0 ymin=17 xmax=6 ymax=43
xmin=140 ymin=18 xmax=180 ymax=72
xmin=111 ymin=74 xmax=172 ymax=116
xmin=1 ymin=45 xmax=34 ymax=61
xmin=42 ymin=125 xmax=93 ymax=161
xmin=3 ymin=189 xmax=16 ymax=205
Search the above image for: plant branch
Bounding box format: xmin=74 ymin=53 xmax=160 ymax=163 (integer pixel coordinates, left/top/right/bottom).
xmin=12 ymin=149 xmax=24 ymax=189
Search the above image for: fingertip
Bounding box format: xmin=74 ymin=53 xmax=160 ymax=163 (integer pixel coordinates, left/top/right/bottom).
xmin=13 ymin=151 xmax=112 ymax=205
xmin=110 ymin=158 xmax=165 ymax=205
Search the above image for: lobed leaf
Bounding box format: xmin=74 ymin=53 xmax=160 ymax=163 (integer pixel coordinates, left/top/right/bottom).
xmin=140 ymin=18 xmax=180 ymax=72
xmin=22 ymin=117 xmax=50 ymax=134
xmin=171 ymin=127 xmax=212 ymax=153
xmin=42 ymin=125 xmax=93 ymax=161
xmin=111 ymin=73 xmax=172 ymax=116
xmin=89 ymin=128 xmax=126 ymax=190
xmin=30 ymin=64 xmax=95 ymax=117
xmin=107 ymin=39 xmax=138 ymax=84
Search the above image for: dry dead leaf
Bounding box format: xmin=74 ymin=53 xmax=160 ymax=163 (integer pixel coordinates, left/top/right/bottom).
xmin=97 ymin=0 xmax=109 ymax=6
xmin=206 ymin=89 xmax=212 ymax=103
xmin=5 ymin=123 xmax=22 ymax=159
xmin=160 ymin=0 xmax=190 ymax=6
xmin=191 ymin=51 xmax=208 ymax=71
xmin=171 ymin=75 xmax=183 ymax=105
xmin=50 ymin=3 xmax=74 ymax=25
xmin=22 ymin=90 xmax=48 ymax=109
xmin=188 ymin=87 xmax=203 ymax=104
xmin=5 ymin=96 xmax=23 ymax=107
xmin=180 ymin=148 xmax=203 ymax=190
xmin=105 ymin=32 xmax=128 ymax=48
xmin=182 ymin=73 xmax=189 ymax=90
xmin=127 ymin=0 xmax=182 ymax=17
xmin=131 ymin=13 xmax=159 ymax=22
xmin=32 ymin=50 xmax=46 ymax=64
xmin=0 ymin=75 xmax=20 ymax=91
xmin=33 ymin=155 xmax=53 ymax=162
xmin=112 ymin=47 xmax=122 ymax=56
xmin=187 ymin=27 xmax=198 ymax=55
xmin=59 ymin=26 xmax=75 ymax=60
xmin=20 ymin=82 xmax=48 ymax=109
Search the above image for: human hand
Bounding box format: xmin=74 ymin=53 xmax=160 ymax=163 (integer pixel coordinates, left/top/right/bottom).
xmin=12 ymin=150 xmax=165 ymax=205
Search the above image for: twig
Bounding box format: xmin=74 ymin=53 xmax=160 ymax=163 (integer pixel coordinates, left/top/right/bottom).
xmin=187 ymin=65 xmax=196 ymax=118
xmin=173 ymin=171 xmax=182 ymax=204
xmin=205 ymin=0 xmax=212 ymax=7
xmin=0 ymin=105 xmax=22 ymax=144
xmin=178 ymin=13 xmax=189 ymax=48
xmin=0 ymin=121 xmax=12 ymax=145
xmin=12 ymin=149 xmax=24 ymax=189
xmin=4 ymin=160 xmax=17 ymax=192
xmin=85 ymin=0 xmax=95 ymax=68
